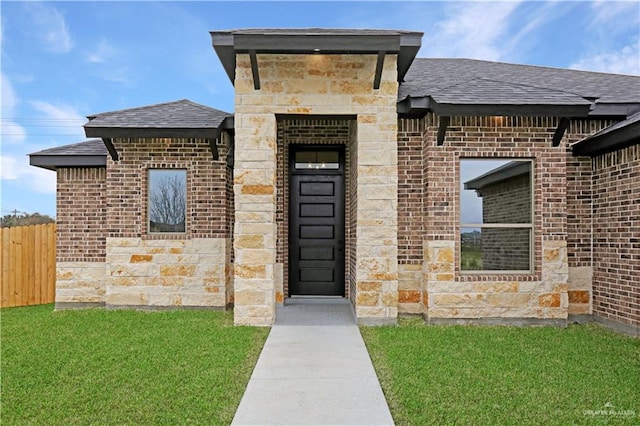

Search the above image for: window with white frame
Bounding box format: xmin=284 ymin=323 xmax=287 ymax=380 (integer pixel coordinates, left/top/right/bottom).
xmin=148 ymin=169 xmax=187 ymax=233
xmin=460 ymin=159 xmax=533 ymax=272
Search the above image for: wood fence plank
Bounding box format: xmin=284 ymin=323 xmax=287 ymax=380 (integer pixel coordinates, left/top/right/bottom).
xmin=19 ymin=226 xmax=27 ymax=306
xmin=1 ymin=228 xmax=8 ymax=307
xmin=22 ymin=226 xmax=28 ymax=306
xmin=48 ymin=223 xmax=56 ymax=304
xmin=12 ymin=227 xmax=22 ymax=307
xmin=1 ymin=224 xmax=56 ymax=307
xmin=44 ymin=224 xmax=53 ymax=304
xmin=34 ymin=225 xmax=42 ymax=304
xmin=7 ymin=227 xmax=16 ymax=307
xmin=27 ymin=225 xmax=35 ymax=305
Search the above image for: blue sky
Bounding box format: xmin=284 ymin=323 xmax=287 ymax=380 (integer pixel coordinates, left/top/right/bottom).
xmin=1 ymin=1 xmax=639 ymax=218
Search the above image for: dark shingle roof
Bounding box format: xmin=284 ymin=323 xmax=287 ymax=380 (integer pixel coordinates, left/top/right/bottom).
xmin=429 ymin=78 xmax=590 ymax=106
xmin=220 ymin=28 xmax=419 ymax=36
xmin=400 ymin=58 xmax=640 ymax=105
xmin=29 ymin=139 xmax=107 ymax=156
xmin=85 ymin=99 xmax=231 ymax=130
xmin=29 ymin=139 xmax=107 ymax=171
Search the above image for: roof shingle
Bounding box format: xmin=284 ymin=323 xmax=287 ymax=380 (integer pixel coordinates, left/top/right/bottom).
xmin=29 ymin=139 xmax=107 ymax=156
xmin=84 ymin=99 xmax=231 ymax=129
xmin=400 ymin=58 xmax=640 ymax=105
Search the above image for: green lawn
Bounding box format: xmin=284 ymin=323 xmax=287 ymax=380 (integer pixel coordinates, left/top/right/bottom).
xmin=460 ymin=242 xmax=482 ymax=270
xmin=362 ymin=318 xmax=639 ymax=425
xmin=1 ymin=305 xmax=269 ymax=425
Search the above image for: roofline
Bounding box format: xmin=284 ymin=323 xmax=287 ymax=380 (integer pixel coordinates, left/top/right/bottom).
xmin=397 ymin=95 xmax=640 ymax=118
xmin=29 ymin=154 xmax=106 ymax=171
xmin=464 ymin=161 xmax=530 ymax=191
xmin=84 ymin=126 xmax=223 ymax=139
xmin=85 ymin=99 xmax=231 ymax=120
xmin=572 ymin=118 xmax=640 ymax=157
xmin=211 ymin=29 xmax=422 ymax=84
xmin=397 ymin=96 xmax=592 ymax=117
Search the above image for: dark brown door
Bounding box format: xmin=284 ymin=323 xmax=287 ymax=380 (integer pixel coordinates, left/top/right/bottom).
xmin=289 ymin=149 xmax=345 ymax=296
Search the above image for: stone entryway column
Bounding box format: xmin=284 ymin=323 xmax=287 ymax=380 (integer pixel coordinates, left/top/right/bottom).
xmin=232 ymin=52 xmax=400 ymax=326
xmin=232 ymin=109 xmax=278 ymax=325
xmin=354 ymin=109 xmax=399 ymax=325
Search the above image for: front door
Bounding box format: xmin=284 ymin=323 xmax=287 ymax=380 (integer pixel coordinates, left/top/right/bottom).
xmin=289 ymin=148 xmax=345 ymax=296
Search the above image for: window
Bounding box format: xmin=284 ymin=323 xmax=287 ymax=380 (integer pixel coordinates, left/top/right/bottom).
xmin=294 ymin=150 xmax=340 ymax=170
xmin=148 ymin=169 xmax=186 ymax=233
xmin=460 ymin=159 xmax=533 ymax=272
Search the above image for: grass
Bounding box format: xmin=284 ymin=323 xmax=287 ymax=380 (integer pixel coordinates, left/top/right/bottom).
xmin=460 ymin=243 xmax=482 ymax=270
xmin=1 ymin=305 xmax=269 ymax=425
xmin=361 ymin=318 xmax=639 ymax=425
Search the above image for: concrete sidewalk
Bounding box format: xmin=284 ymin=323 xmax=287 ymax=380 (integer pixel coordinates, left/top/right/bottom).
xmin=231 ymin=298 xmax=394 ymax=425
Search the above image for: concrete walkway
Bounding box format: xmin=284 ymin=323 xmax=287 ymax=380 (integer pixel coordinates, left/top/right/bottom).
xmin=232 ymin=298 xmax=394 ymax=425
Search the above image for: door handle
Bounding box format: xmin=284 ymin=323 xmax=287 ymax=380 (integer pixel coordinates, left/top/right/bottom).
xmin=338 ymin=240 xmax=343 ymax=252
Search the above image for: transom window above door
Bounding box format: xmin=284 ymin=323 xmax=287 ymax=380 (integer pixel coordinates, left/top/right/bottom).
xmin=294 ymin=151 xmax=340 ymax=170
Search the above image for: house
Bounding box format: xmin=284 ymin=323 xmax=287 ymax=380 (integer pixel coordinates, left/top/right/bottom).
xmin=30 ymin=29 xmax=640 ymax=334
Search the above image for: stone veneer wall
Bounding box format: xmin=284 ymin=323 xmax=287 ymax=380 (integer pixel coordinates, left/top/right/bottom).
xmin=105 ymin=237 xmax=228 ymax=307
xmin=56 ymin=167 xmax=107 ymax=306
xmin=276 ymin=119 xmax=353 ymax=301
xmin=591 ymin=144 xmax=640 ymax=330
xmin=423 ymin=115 xmax=570 ymax=322
xmin=233 ymin=53 xmax=399 ymax=325
xmin=103 ymin=137 xmax=231 ymax=309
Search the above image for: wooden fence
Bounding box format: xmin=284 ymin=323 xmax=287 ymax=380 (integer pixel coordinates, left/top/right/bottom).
xmin=1 ymin=223 xmax=56 ymax=308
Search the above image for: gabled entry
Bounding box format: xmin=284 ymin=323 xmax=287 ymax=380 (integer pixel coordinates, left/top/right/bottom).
xmin=289 ymin=147 xmax=345 ymax=296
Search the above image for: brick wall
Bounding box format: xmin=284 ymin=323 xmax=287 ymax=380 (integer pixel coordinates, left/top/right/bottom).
xmin=397 ymin=118 xmax=425 ymax=313
xmin=56 ymin=167 xmax=108 ymax=306
xmin=425 ymin=115 xmax=567 ymax=275
xmin=57 ymin=168 xmax=107 ymax=262
xmin=592 ymin=144 xmax=640 ymax=327
xmin=107 ymin=137 xmax=228 ymax=238
xmin=565 ymin=119 xmax=617 ymax=315
xmin=423 ymin=115 xmax=569 ymax=321
xmin=104 ymin=137 xmax=230 ymax=308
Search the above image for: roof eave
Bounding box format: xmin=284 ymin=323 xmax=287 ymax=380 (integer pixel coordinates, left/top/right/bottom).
xmin=430 ymin=101 xmax=592 ymax=117
xmin=572 ymin=120 xmax=640 ymax=156
xmin=84 ymin=126 xmax=223 ymax=139
xmin=464 ymin=161 xmax=530 ymax=190
xmin=588 ymin=103 xmax=640 ymax=118
xmin=29 ymin=154 xmax=106 ymax=171
xmin=211 ymin=30 xmax=422 ymax=84
xmin=398 ymin=95 xmax=594 ymax=117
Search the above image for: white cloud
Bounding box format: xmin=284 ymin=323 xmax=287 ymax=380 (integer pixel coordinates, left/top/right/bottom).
xmin=23 ymin=2 xmax=73 ymax=54
xmin=1 ymin=74 xmax=27 ymax=145
xmin=0 ymin=154 xmax=56 ymax=194
xmin=589 ymin=1 xmax=640 ymax=29
xmin=425 ymin=1 xmax=522 ymax=60
xmin=86 ymin=39 xmax=119 ymax=64
xmin=571 ymin=37 xmax=640 ymax=75
xmin=84 ymin=39 xmax=134 ymax=85
xmin=29 ymin=101 xmax=86 ymax=136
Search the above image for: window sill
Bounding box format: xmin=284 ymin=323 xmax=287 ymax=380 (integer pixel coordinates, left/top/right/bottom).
xmin=457 ymin=273 xmax=540 ymax=282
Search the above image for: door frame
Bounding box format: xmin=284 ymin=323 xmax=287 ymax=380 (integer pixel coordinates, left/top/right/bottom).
xmin=288 ymin=144 xmax=346 ymax=297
